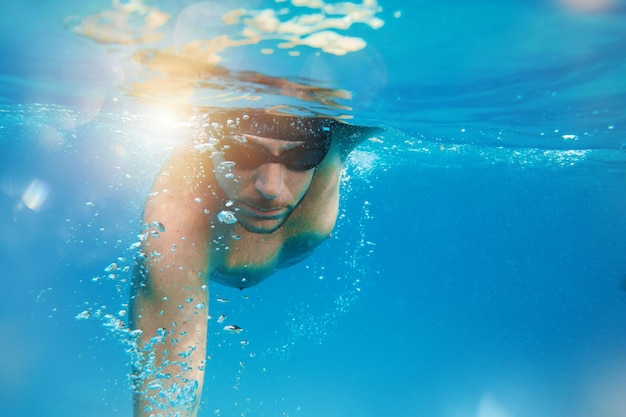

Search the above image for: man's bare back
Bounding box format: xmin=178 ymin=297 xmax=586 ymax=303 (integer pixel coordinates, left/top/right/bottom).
xmin=130 ymin=111 xmax=376 ymax=416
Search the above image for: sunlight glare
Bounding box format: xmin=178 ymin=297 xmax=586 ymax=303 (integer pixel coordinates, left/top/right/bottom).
xmin=557 ymin=0 xmax=613 ymax=12
xmin=581 ymin=352 xmax=626 ymax=417
xmin=477 ymin=393 xmax=513 ymax=417
xmin=137 ymin=105 xmax=188 ymax=154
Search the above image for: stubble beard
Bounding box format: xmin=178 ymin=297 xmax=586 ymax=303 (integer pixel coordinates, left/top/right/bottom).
xmin=234 ymin=208 xmax=293 ymax=234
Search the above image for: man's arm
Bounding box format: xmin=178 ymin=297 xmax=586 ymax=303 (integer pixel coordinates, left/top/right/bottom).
xmin=130 ymin=145 xmax=214 ymax=417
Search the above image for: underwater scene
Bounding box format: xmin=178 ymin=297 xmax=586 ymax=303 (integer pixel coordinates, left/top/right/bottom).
xmin=1 ymin=1 xmax=626 ymax=416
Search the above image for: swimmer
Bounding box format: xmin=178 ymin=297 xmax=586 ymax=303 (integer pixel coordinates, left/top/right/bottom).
xmin=129 ymin=109 xmax=378 ymax=416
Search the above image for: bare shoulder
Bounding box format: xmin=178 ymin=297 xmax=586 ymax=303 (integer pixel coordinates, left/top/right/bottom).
xmin=142 ymin=142 xmax=216 ymax=259
xmin=282 ymin=122 xmax=380 ymax=239
xmin=283 ymin=141 xmax=342 ymax=241
xmin=146 ymin=143 xmax=213 ymax=205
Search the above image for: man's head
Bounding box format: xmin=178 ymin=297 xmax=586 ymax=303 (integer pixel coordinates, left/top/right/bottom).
xmin=208 ymin=111 xmax=335 ymax=234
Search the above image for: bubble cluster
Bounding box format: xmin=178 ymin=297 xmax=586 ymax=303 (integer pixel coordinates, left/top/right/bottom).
xmin=217 ymin=210 xmax=238 ymax=224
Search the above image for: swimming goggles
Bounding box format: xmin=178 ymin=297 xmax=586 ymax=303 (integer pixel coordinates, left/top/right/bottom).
xmin=208 ymin=111 xmax=335 ymax=171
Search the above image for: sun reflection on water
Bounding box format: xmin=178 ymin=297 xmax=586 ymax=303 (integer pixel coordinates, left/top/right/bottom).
xmin=71 ymin=0 xmax=387 ymax=117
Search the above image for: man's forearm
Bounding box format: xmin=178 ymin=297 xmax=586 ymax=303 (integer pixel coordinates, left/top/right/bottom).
xmin=130 ymin=264 xmax=208 ymax=417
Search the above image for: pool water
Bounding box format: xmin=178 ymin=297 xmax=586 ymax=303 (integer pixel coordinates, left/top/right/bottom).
xmin=1 ymin=1 xmax=626 ymax=417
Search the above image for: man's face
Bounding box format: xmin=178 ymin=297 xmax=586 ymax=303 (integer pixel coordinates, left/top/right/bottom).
xmin=212 ymin=134 xmax=316 ymax=234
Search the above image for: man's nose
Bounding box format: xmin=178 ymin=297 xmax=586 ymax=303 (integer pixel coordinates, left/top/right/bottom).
xmin=254 ymin=162 xmax=285 ymax=199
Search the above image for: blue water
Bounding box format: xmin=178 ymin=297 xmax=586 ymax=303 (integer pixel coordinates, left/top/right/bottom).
xmin=2 ymin=1 xmax=626 ymax=417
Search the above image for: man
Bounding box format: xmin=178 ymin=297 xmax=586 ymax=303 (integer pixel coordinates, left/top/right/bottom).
xmin=130 ymin=109 xmax=377 ymax=416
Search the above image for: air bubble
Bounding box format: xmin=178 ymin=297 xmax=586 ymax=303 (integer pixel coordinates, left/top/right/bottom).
xmin=104 ymin=263 xmax=117 ymax=272
xmin=75 ymin=310 xmax=91 ymax=320
xmin=223 ymin=324 xmax=243 ymax=334
xmin=147 ymin=380 xmax=162 ymax=390
xmin=152 ymin=221 xmax=165 ymax=232
xmin=217 ymin=210 xmax=237 ymax=224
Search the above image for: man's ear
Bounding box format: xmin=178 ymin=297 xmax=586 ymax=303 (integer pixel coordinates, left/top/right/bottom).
xmin=333 ymin=123 xmax=384 ymax=161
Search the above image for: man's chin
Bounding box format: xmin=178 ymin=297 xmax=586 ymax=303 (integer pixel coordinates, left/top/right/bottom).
xmin=236 ymin=216 xmax=287 ymax=234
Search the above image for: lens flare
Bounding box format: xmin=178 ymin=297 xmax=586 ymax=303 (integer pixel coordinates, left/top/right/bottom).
xmin=21 ymin=179 xmax=51 ymax=212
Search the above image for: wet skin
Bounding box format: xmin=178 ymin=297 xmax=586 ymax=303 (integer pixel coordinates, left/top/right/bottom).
xmin=130 ymin=120 xmax=376 ymax=417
